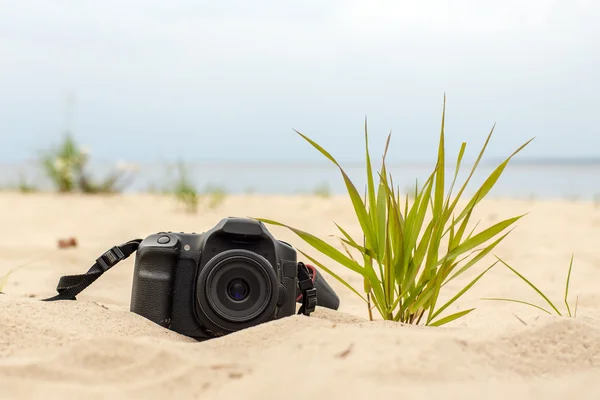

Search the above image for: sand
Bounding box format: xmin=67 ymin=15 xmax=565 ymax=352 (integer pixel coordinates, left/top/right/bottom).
xmin=1 ymin=192 xmax=600 ymax=399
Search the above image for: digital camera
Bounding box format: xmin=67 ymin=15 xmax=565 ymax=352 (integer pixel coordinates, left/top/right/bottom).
xmin=129 ymin=217 xmax=339 ymax=339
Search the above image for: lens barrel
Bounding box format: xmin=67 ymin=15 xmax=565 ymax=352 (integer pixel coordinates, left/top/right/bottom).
xmin=196 ymin=249 xmax=278 ymax=332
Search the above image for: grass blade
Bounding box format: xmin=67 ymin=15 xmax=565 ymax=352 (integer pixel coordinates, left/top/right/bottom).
xmin=364 ymin=118 xmax=380 ymax=257
xmin=298 ymin=249 xmax=368 ymax=303
xmin=254 ymin=218 xmax=365 ymax=276
xmin=295 ymin=130 xmax=377 ymax=251
xmin=0 ymin=271 xmax=11 ymax=292
xmin=482 ymin=298 xmax=552 ymax=315
xmin=428 ymin=308 xmax=475 ymax=327
xmin=495 ymin=256 xmax=562 ymax=316
xmin=444 ymin=228 xmax=515 ymax=285
xmin=430 ymin=262 xmax=496 ymax=322
xmin=433 ymin=96 xmax=446 ymax=216
xmin=375 ymin=179 xmax=388 ymax=261
xmin=0 ymin=262 xmax=32 ymax=292
xmin=564 ymin=253 xmax=575 ymax=317
xmin=339 ymin=239 xmax=358 ymax=263
xmin=334 ymin=222 xmax=377 ymax=259
xmin=445 ymin=142 xmax=467 ymax=209
xmin=441 ymin=215 xmax=525 ymax=265
xmin=450 ymin=138 xmax=534 ymax=232
xmin=442 ymin=126 xmax=496 ymax=225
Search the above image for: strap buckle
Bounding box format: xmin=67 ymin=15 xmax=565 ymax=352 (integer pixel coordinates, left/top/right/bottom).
xmin=302 ymin=287 xmax=317 ymax=315
xmin=96 ymin=246 xmax=126 ymax=272
xmin=296 ymin=261 xmax=318 ymax=316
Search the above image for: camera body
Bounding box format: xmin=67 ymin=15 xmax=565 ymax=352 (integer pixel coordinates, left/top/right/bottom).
xmin=130 ymin=217 xmax=301 ymax=339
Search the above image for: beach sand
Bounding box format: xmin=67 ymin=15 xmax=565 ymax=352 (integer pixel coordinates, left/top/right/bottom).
xmin=1 ymin=192 xmax=600 ymax=399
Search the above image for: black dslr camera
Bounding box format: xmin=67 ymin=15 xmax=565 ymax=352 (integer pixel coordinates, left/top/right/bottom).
xmin=129 ymin=217 xmax=339 ymax=339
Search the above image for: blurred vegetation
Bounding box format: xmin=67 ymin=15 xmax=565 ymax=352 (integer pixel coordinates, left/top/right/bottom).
xmin=313 ymin=182 xmax=331 ymax=198
xmin=173 ymin=162 xmax=200 ymax=213
xmin=169 ymin=162 xmax=228 ymax=213
xmin=17 ymin=176 xmax=39 ymax=193
xmin=203 ymin=184 xmax=228 ymax=209
xmin=0 ymin=174 xmax=39 ymax=193
xmin=40 ymin=133 xmax=135 ymax=194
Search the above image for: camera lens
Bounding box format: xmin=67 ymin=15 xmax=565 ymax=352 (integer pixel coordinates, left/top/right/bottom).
xmin=197 ymin=249 xmax=278 ymax=330
xmin=227 ymin=279 xmax=249 ymax=301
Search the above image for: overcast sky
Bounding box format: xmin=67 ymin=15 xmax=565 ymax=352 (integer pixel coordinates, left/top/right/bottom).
xmin=0 ymin=0 xmax=598 ymax=164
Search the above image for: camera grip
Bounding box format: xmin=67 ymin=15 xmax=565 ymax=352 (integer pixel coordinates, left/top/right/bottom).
xmin=130 ymin=246 xmax=179 ymax=327
xmin=312 ymin=268 xmax=340 ymax=310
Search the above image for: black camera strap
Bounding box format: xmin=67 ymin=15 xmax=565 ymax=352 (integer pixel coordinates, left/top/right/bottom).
xmin=42 ymin=239 xmax=142 ymax=302
xmin=42 ymin=240 xmax=318 ymax=316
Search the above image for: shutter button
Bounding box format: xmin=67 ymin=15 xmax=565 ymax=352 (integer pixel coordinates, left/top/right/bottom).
xmin=157 ymin=235 xmax=170 ymax=244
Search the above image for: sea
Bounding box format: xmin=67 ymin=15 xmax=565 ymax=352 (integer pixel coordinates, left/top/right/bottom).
xmin=1 ymin=159 xmax=599 ymax=200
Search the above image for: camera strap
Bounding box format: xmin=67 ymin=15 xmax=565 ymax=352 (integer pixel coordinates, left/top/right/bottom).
xmin=296 ymin=262 xmax=317 ymax=316
xmin=41 ymin=240 xmax=318 ymax=316
xmin=42 ymin=239 xmax=142 ymax=302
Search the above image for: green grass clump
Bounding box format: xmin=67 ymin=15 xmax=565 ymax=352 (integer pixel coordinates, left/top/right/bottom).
xmin=257 ymin=96 xmax=535 ymax=326
xmin=41 ymin=133 xmax=134 ymax=194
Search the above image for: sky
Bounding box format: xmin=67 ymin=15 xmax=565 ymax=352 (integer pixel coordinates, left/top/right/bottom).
xmin=0 ymin=0 xmax=599 ymax=165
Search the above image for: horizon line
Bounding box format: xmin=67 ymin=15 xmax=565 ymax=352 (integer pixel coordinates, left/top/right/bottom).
xmin=1 ymin=156 xmax=600 ymax=169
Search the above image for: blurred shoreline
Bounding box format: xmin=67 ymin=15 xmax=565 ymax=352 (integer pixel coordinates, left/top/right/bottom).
xmin=1 ymin=159 xmax=599 ymax=200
